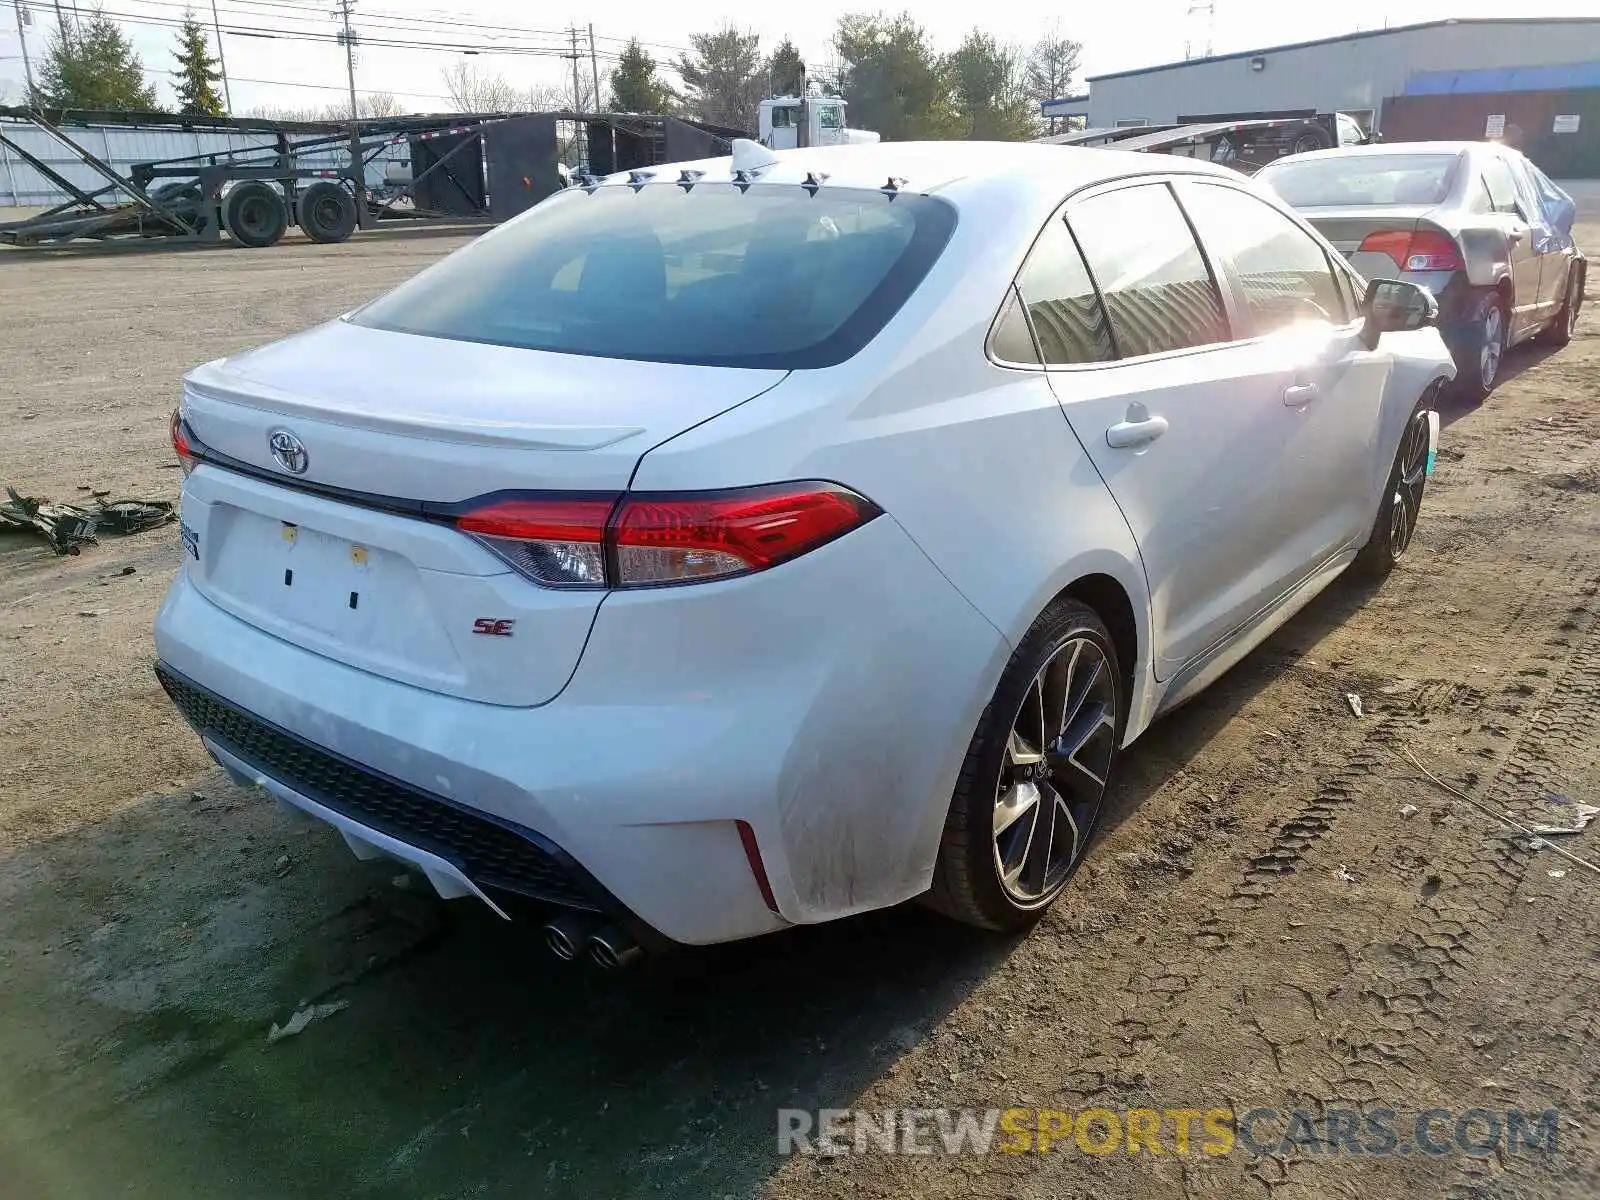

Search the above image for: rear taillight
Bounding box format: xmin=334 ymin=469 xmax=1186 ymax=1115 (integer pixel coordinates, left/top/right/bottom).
xmin=613 ymin=484 xmax=876 ymax=584
xmin=1357 ymin=229 xmax=1464 ymax=272
xmin=453 ymin=482 xmax=880 ymax=589
xmin=455 ymin=496 xmax=613 ymax=588
xmin=170 ymin=408 xmax=198 ymax=476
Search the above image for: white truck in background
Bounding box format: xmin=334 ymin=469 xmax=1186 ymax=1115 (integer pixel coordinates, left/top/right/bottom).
xmin=759 ymin=97 xmax=881 ymax=149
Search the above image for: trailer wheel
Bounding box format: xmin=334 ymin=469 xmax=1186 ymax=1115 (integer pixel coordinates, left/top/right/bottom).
xmin=1291 ymin=126 xmax=1333 ymax=154
xmin=296 ymin=182 xmax=357 ymax=244
xmin=223 ymin=182 xmax=288 ymax=248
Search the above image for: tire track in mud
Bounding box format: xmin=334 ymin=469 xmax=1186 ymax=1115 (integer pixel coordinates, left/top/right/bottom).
xmin=1236 ymin=584 xmax=1597 ymax=1195
xmin=1054 ymin=563 xmax=1600 ymax=1122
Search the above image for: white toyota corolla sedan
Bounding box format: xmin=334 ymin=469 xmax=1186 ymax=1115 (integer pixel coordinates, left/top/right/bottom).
xmin=156 ymin=140 xmax=1454 ymax=965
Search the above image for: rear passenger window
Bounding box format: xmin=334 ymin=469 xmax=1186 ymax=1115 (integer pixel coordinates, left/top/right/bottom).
xmin=1482 ymin=157 xmax=1521 ymax=214
xmin=1178 ymin=183 xmax=1348 ymax=332
xmin=1068 ymin=184 xmax=1228 ymax=357
xmin=1012 ymin=217 xmax=1115 ymax=364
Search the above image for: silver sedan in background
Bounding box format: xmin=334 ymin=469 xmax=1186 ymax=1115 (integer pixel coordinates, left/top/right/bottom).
xmin=1256 ymin=141 xmax=1586 ymax=401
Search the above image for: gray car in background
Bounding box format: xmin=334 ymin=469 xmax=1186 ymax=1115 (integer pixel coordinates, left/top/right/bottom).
xmin=1256 ymin=142 xmax=1586 ymax=401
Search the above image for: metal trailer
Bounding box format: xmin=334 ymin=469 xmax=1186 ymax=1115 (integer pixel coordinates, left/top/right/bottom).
xmin=0 ymin=107 xmax=745 ymax=249
xmin=1036 ymin=114 xmax=1371 ymax=173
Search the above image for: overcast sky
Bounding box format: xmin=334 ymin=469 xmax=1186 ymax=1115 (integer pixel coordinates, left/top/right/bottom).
xmin=0 ymin=0 xmax=1593 ymax=116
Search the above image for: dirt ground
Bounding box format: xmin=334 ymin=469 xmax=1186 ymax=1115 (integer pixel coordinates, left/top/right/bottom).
xmin=2 ymin=220 xmax=1598 ymax=1200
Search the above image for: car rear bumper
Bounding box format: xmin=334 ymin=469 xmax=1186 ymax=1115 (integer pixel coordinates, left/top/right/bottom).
xmin=154 ymin=513 xmax=1008 ymax=945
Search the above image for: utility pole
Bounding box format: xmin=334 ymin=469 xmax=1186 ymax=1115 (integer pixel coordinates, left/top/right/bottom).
xmin=11 ymin=0 xmax=34 ymax=103
xmin=566 ymin=26 xmax=582 ymax=113
xmin=208 ymin=0 xmax=232 ymax=114
xmin=335 ymin=0 xmax=359 ymax=120
xmin=49 ymin=0 xmax=65 ymax=42
xmin=588 ymin=23 xmax=601 ymax=112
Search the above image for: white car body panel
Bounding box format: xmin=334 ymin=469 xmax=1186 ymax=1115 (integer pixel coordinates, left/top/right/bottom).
xmin=154 ymin=141 xmax=1456 ymax=945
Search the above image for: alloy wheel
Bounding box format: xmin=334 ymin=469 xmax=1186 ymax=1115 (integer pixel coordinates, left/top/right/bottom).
xmin=992 ymin=636 xmax=1117 ymax=905
xmin=1387 ymin=408 xmax=1431 ymax=558
xmin=1480 ymin=304 xmax=1504 ymax=389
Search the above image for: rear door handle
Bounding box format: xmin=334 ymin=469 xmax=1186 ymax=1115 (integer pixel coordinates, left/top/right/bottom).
xmin=1283 ymin=382 xmax=1320 ymax=406
xmin=1106 ymin=413 xmax=1169 ymax=449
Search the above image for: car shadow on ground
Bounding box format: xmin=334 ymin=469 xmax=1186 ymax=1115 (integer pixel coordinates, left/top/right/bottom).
xmin=0 ymin=572 xmax=1383 ymax=1200
xmin=1437 ymin=340 xmax=1569 ymax=429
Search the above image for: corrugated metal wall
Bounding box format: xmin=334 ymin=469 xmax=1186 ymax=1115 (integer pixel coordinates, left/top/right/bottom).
xmin=1082 ymin=19 xmax=1600 ymax=133
xmin=1381 ymin=90 xmax=1600 ymax=178
xmin=0 ymin=119 xmax=409 ymax=206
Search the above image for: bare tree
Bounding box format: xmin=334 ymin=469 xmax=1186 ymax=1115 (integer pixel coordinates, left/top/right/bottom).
xmin=364 ymin=90 xmax=402 ymax=117
xmin=441 ymin=61 xmax=523 ymax=112
xmin=244 ymin=94 xmax=410 ymax=121
xmin=1024 ymin=24 xmax=1082 ymax=131
xmin=528 ymin=80 xmax=595 ymax=113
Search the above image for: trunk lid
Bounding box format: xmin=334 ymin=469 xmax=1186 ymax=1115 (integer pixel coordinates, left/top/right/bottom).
xmin=179 ymin=319 xmax=786 ymax=707
xmin=1298 ymin=203 xmax=1433 ymax=254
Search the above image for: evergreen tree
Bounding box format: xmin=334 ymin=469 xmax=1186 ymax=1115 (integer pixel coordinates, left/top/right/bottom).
xmin=675 ymin=26 xmax=762 ymax=131
xmin=765 ymin=38 xmax=806 ymax=97
xmin=608 ymin=39 xmax=675 ymax=114
xmin=834 ymin=12 xmax=957 ymax=141
xmin=37 ymin=7 xmax=158 ymax=111
xmin=171 ymin=9 xmax=224 ymax=116
xmin=946 ymin=30 xmax=1036 ymax=140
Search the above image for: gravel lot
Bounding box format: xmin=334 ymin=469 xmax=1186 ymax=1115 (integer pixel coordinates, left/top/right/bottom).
xmin=2 ymin=221 xmax=1598 ymax=1200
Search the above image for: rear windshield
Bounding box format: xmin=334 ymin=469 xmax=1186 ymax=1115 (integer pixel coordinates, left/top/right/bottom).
xmin=1258 ymin=153 xmax=1462 ymax=208
xmin=351 ymin=184 xmax=957 ymax=369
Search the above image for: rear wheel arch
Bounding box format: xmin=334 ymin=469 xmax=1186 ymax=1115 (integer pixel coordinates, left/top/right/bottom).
xmin=1058 ymin=573 xmax=1137 ymax=726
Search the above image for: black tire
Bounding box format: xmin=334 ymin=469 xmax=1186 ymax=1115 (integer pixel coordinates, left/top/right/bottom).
xmin=1449 ymin=290 xmax=1508 ymax=403
xmin=222 ymin=182 xmax=288 ymax=248
xmin=1535 ymin=261 xmax=1584 ymax=348
xmin=1291 ymin=127 xmax=1332 ymax=154
xmin=148 ymin=181 xmax=208 ymax=235
xmin=296 ymin=181 xmax=358 ymax=244
xmin=925 ymin=598 xmax=1124 ymax=931
xmin=1353 ymin=391 xmax=1436 ymax=579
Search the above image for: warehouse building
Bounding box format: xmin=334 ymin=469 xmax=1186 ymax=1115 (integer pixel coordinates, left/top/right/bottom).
xmin=1059 ymin=17 xmax=1600 ymax=173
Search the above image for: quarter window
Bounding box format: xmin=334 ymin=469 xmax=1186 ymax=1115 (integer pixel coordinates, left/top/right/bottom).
xmin=1067 ymin=184 xmax=1228 ymax=357
xmin=989 ymin=286 xmax=1040 ymax=364
xmin=1011 ymin=216 xmax=1115 ymax=364
xmin=1179 ymin=183 xmax=1348 ymax=333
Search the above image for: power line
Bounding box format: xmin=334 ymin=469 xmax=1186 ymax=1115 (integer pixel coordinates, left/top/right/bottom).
xmin=229 ymin=73 xmax=452 ymax=101
xmin=65 ymin=2 xmax=608 ymax=56
xmin=113 ymin=0 xmax=603 ymax=49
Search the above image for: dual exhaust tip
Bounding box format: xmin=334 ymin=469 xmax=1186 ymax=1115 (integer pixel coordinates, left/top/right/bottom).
xmin=543 ymin=912 xmax=643 ymax=970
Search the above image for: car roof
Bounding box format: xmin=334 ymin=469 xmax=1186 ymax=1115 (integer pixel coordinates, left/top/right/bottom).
xmin=1261 ymin=141 xmax=1497 ymax=168
xmin=596 ymin=140 xmax=1241 ymax=207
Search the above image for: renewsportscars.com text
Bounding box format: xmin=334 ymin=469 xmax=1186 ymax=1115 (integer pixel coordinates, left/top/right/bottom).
xmin=777 ymin=1106 xmax=1560 ymax=1158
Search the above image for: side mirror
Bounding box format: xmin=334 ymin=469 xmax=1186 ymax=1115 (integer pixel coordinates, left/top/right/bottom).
xmin=1361 ymin=278 xmax=1438 ymax=349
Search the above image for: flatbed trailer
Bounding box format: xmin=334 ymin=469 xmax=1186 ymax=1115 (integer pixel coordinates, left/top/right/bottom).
xmin=0 ymin=107 xmax=743 ymax=249
xmin=1036 ymin=113 xmax=1370 ymax=173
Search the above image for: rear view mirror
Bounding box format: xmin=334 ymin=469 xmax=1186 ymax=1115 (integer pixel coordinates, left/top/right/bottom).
xmin=1361 ymin=278 xmax=1438 ymax=348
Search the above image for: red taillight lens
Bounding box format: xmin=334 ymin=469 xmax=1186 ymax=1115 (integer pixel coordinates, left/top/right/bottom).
xmin=451 ymin=483 xmax=880 ymax=589
xmin=1357 ymin=229 xmax=1463 ymax=272
xmin=1400 ymin=229 xmax=1464 ymax=272
xmin=455 ymin=496 xmax=614 ymax=588
xmin=612 ymin=483 xmax=879 ymax=585
xmin=170 ymin=408 xmax=198 ymax=476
